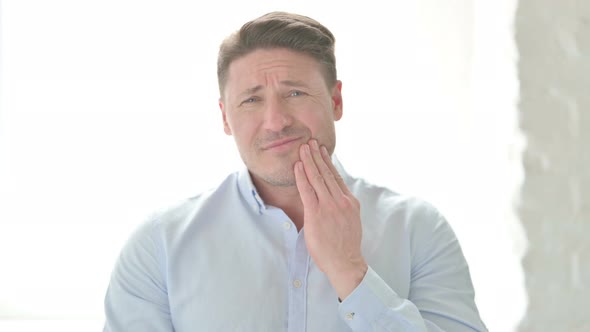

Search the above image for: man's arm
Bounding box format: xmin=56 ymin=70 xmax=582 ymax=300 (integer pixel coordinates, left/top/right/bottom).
xmin=338 ymin=214 xmax=486 ymax=331
xmin=294 ymin=139 xmax=486 ymax=331
xmin=103 ymin=219 xmax=173 ymax=332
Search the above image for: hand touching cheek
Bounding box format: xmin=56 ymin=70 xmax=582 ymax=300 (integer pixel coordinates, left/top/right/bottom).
xmin=294 ymin=139 xmax=368 ymax=300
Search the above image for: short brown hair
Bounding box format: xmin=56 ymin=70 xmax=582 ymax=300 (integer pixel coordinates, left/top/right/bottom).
xmin=217 ymin=12 xmax=337 ymax=96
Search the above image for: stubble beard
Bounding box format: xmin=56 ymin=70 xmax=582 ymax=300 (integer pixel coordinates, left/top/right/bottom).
xmin=250 ymin=127 xmax=307 ymax=187
xmin=251 ymin=146 xmax=299 ymax=187
xmin=258 ymin=168 xmax=297 ymax=187
xmin=245 ymin=125 xmax=336 ymax=188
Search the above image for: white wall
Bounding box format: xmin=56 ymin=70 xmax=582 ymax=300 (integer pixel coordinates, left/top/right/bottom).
xmin=516 ymin=0 xmax=590 ymax=330
xmin=0 ymin=1 xmax=525 ymax=330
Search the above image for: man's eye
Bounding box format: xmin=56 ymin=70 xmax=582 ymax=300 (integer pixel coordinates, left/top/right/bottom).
xmin=289 ymin=90 xmax=304 ymax=97
xmin=242 ymin=97 xmax=258 ymax=104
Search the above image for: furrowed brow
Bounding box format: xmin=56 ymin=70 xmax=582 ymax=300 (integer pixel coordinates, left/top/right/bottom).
xmin=237 ymin=80 xmax=308 ymax=99
xmin=239 ymin=85 xmax=263 ymax=98
xmin=281 ymin=80 xmax=308 ymax=88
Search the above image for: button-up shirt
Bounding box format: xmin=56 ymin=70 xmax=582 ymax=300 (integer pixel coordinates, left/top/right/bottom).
xmin=104 ymin=159 xmax=487 ymax=331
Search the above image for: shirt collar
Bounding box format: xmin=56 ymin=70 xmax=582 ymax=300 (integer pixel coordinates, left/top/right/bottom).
xmin=237 ymin=165 xmax=266 ymax=214
xmin=237 ymin=154 xmax=352 ymax=215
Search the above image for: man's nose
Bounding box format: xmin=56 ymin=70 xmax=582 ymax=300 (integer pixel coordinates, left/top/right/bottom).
xmin=263 ymin=96 xmax=293 ymax=132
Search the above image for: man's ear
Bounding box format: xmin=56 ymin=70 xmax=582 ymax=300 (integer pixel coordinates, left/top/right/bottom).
xmin=331 ymin=80 xmax=343 ymax=121
xmin=219 ymin=99 xmax=232 ymax=135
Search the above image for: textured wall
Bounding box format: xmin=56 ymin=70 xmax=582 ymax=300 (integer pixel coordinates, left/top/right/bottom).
xmin=516 ymin=1 xmax=590 ymax=331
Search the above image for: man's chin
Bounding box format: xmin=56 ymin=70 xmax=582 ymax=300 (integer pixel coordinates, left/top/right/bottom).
xmin=259 ymin=171 xmax=297 ymax=187
xmin=248 ymin=153 xmax=300 ymax=187
xmin=251 ymin=164 xmax=297 ymax=187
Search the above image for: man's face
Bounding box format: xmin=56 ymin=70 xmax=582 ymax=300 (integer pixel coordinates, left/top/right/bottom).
xmin=219 ymin=48 xmax=343 ymax=187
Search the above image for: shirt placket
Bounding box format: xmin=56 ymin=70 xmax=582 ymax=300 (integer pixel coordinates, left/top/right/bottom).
xmin=286 ymin=226 xmax=310 ymax=332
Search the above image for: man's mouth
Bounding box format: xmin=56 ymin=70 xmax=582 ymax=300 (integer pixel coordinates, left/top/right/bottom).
xmin=261 ymin=137 xmax=301 ymax=151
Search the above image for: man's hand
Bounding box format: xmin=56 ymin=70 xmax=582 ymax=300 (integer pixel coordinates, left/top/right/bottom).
xmin=293 ymin=139 xmax=368 ymax=300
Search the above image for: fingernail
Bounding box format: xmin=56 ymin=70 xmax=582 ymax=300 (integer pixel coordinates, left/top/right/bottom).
xmin=321 ymin=146 xmax=328 ymax=156
xmin=304 ymin=144 xmax=311 ymax=154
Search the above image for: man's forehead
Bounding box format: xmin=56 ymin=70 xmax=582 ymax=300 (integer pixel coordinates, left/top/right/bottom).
xmin=227 ymin=63 xmax=321 ymax=92
xmin=222 ymin=48 xmax=330 ymax=97
xmin=229 ymin=48 xmax=319 ymax=74
xmin=241 ymin=80 xmax=309 ymax=92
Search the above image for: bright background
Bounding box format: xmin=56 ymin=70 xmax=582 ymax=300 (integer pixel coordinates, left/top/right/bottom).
xmin=0 ymin=1 xmax=526 ymax=331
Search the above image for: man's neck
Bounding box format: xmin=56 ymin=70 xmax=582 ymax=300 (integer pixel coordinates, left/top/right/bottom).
xmin=251 ymin=175 xmax=305 ymax=231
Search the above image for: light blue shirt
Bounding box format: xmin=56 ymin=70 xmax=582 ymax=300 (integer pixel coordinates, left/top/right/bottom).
xmin=104 ymin=159 xmax=487 ymax=331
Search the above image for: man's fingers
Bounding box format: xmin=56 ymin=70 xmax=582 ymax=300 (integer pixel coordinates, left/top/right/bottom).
xmin=294 ymin=160 xmax=318 ymax=209
xmin=300 ymin=143 xmax=331 ymax=198
xmin=309 ymin=140 xmax=344 ymax=199
xmin=319 ymin=145 xmax=353 ymax=196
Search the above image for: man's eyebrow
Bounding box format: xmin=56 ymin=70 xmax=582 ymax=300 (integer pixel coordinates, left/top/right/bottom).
xmin=237 ymin=80 xmax=309 ymax=98
xmin=239 ymin=85 xmax=263 ymax=97
xmin=281 ymin=80 xmax=308 ymax=88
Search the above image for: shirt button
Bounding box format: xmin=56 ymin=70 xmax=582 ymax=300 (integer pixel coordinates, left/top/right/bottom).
xmin=293 ymin=279 xmax=302 ymax=288
xmin=283 ymin=221 xmax=291 ymax=230
xmin=345 ymin=312 xmax=355 ymax=320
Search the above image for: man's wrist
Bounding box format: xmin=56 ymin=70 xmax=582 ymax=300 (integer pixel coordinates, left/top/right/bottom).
xmin=328 ymin=261 xmax=368 ymax=301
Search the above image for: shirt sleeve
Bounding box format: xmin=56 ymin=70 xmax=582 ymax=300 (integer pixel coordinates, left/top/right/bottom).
xmin=103 ymin=218 xmax=173 ymax=332
xmin=338 ymin=214 xmax=488 ymax=332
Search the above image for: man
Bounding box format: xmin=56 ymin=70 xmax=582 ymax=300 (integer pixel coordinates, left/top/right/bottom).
xmin=104 ymin=11 xmax=487 ymax=332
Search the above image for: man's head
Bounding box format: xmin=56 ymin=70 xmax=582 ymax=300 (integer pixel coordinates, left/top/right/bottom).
xmin=217 ymin=11 xmax=337 ymax=97
xmin=218 ymin=12 xmax=342 ymax=188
